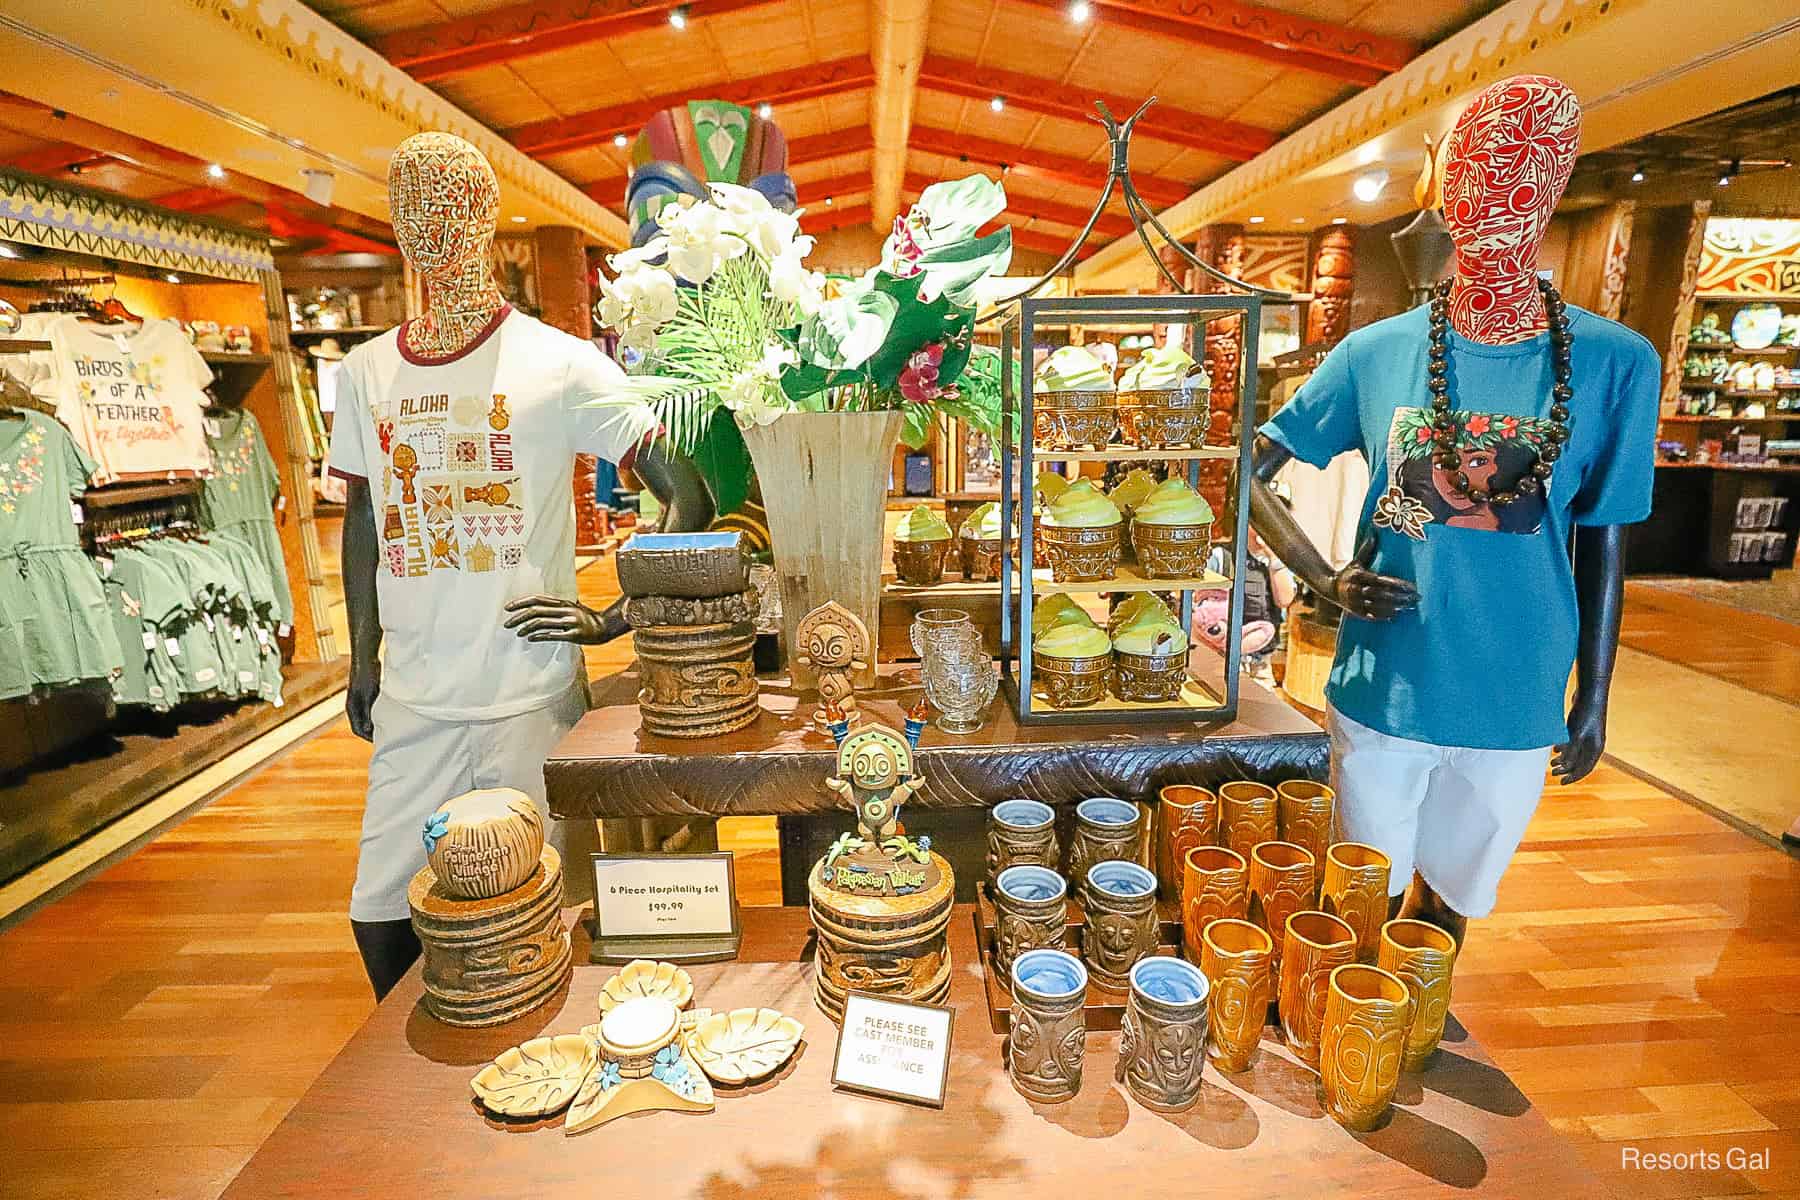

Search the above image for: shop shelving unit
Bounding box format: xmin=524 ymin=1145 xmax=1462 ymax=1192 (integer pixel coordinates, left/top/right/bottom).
xmin=988 ymin=99 xmax=1292 ymax=726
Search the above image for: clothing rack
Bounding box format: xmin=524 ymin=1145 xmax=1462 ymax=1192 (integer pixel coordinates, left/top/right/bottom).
xmin=84 ymin=496 xmax=203 ymax=551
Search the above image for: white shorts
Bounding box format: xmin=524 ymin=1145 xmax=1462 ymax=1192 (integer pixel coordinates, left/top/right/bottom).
xmin=349 ymin=680 xmax=590 ymax=922
xmin=1327 ymin=706 xmax=1551 ymax=919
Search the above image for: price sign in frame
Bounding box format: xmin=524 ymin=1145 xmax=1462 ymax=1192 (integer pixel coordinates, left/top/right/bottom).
xmin=588 ymin=851 xmax=742 ymax=965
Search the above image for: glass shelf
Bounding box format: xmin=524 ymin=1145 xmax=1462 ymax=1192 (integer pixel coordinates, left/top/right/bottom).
xmin=1029 ymin=563 xmax=1229 ymax=595
xmin=1030 ymin=446 xmax=1235 ymax=462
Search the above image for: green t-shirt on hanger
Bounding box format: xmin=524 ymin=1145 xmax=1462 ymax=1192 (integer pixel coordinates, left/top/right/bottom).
xmin=98 ymin=549 xmax=189 ymax=710
xmin=126 ymin=542 xmax=228 ymax=698
xmin=199 ymin=408 xmax=293 ymax=626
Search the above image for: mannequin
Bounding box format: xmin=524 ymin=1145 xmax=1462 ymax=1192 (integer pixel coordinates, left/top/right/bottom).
xmin=333 ymin=132 xmax=710 ymax=999
xmin=1249 ymin=77 xmax=1658 ymax=944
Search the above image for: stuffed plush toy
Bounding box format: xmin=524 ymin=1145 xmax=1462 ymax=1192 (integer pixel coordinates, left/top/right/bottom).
xmin=1195 ymin=588 xmax=1275 ymax=657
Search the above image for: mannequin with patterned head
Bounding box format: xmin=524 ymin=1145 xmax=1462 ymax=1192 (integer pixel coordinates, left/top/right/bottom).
xmin=1439 ymin=75 xmax=1582 ymax=346
xmin=388 ymin=132 xmax=507 ymax=361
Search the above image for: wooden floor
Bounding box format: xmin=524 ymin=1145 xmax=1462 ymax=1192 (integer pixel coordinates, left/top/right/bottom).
xmin=1 ymin=566 xmax=1797 ymax=1199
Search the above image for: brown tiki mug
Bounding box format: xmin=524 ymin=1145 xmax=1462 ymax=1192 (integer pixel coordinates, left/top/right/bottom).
xmin=1118 ymin=956 xmax=1210 ymax=1112
xmin=1320 ymin=964 xmax=1412 ymax=1132
xmin=1081 ymin=860 xmax=1159 ymax=990
xmin=1218 ymin=781 xmax=1279 ymax=859
xmin=1275 ymin=780 xmax=1334 ymax=890
xmin=1181 ymin=846 xmax=1248 ymax=962
xmin=992 ymin=865 xmax=1069 ymax=979
xmin=987 ymin=798 xmax=1060 ymax=881
xmin=1378 ymin=918 xmax=1459 ymax=1072
xmin=1008 ymin=949 xmax=1089 ymax=1103
xmin=1156 ymin=785 xmax=1219 ymax=900
xmin=1200 ymin=918 xmax=1273 ymax=1073
xmin=1066 ymin=797 xmax=1145 ymax=884
xmin=1279 ymin=910 xmax=1357 ymax=1070
xmin=1248 ymin=841 xmax=1315 ymax=975
xmin=1322 ymin=843 xmax=1393 ymax=963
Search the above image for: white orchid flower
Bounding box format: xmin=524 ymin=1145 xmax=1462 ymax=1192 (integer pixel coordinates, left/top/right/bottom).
xmin=768 ymin=250 xmax=824 ymax=312
xmin=708 ymin=182 xmax=773 ymax=216
xmin=626 ymin=265 xmax=679 ymax=327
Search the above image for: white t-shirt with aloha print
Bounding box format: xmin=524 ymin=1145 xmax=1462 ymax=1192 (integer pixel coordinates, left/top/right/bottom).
xmin=327 ymin=307 xmax=657 ymax=721
xmin=33 ymin=316 xmax=214 ymax=484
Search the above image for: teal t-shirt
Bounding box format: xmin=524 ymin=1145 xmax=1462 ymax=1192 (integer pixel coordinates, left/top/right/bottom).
xmin=1263 ymin=303 xmax=1660 ymax=750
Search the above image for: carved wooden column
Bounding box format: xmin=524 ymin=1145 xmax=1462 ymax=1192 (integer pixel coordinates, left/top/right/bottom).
xmin=1193 ymin=225 xmax=1245 ymax=516
xmin=537 ymin=225 xmax=608 ymax=549
xmin=1305 ymin=226 xmax=1356 ymax=347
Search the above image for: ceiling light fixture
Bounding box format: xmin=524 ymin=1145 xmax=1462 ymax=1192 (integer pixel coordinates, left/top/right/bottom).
xmin=206 ymin=163 xmax=226 ymax=180
xmin=0 ymin=244 xmax=17 ymax=259
xmin=1718 ymin=159 xmax=1739 ymax=187
xmin=825 ymin=196 xmax=834 ymax=206
xmin=165 ymin=273 xmax=181 ymax=284
xmin=613 ymin=133 xmax=629 ymax=148
xmin=1630 ymin=165 xmax=1645 ymax=183
xmin=510 ymin=215 xmax=527 ymax=223
xmin=1352 ymin=170 xmax=1387 ymax=203
xmin=1247 ymin=215 xmax=1265 ymax=224
xmin=1292 ymin=216 xmax=1307 ymax=224
xmin=1070 ymin=0 xmax=1092 ymax=21
xmin=1331 ymin=216 xmax=1349 ymax=225
xmin=758 ymin=103 xmax=773 ymax=119
xmin=990 ymin=96 xmax=1005 ymax=113
xmin=668 ymin=5 xmax=689 ymax=30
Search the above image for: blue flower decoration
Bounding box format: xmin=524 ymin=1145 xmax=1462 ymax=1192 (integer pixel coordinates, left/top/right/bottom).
xmin=651 ymin=1045 xmax=686 ymax=1085
xmin=598 ymin=1060 xmax=621 ymax=1091
xmin=917 ymin=835 xmax=932 ymax=852
xmin=421 ymin=810 xmax=450 ymax=855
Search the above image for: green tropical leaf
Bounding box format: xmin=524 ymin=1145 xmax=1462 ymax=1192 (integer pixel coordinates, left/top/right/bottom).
xmin=798 ymin=286 xmax=898 ymax=370
xmin=899 ymin=400 xmax=936 ymax=450
xmin=915 ymin=228 xmax=1013 ymax=307
xmin=912 ymin=174 xmax=1008 ymax=242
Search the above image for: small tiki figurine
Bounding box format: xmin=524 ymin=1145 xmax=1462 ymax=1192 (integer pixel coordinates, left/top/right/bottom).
xmin=819 ymin=710 xmax=931 ymax=888
xmin=794 ymin=600 xmax=870 ymax=731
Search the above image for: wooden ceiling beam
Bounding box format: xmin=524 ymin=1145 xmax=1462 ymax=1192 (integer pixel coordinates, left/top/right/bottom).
xmin=869 ymin=0 xmax=932 ymax=232
xmin=800 ymin=203 xmax=874 ymax=235
xmin=581 ymin=125 xmax=874 ymax=210
xmin=376 ymin=0 xmax=784 ymax=83
xmin=802 ymin=171 xmax=874 ymax=205
xmin=901 ymin=171 xmax=1131 ymax=237
xmin=508 ymin=57 xmax=875 ymax=157
xmin=917 ymin=55 xmax=1276 ymax=161
xmin=1005 ymin=0 xmax=1411 ymax=87
xmin=5 ymin=142 xmax=111 ymax=176
xmin=151 ymin=186 xmax=244 ymax=214
xmin=1012 ymin=225 xmax=1097 ymax=261
xmin=909 ymin=125 xmax=1190 ymax=209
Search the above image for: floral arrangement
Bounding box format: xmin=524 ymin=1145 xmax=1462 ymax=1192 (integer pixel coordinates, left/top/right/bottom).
xmin=1391 ymin=407 xmax=1555 ymax=459
xmin=593 ymin=175 xmax=1015 ymax=454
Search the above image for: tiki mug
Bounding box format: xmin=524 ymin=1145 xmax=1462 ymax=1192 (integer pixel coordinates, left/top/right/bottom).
xmin=993 ymin=866 xmax=1069 ymax=979
xmin=1279 ymin=911 xmax=1357 ymax=1070
xmin=1275 ymin=780 xmax=1334 ymax=891
xmin=1320 ymin=964 xmax=1412 ymax=1132
xmin=1081 ymin=861 xmax=1159 ymax=990
xmin=1118 ymin=956 xmax=1210 ymax=1112
xmin=1248 ymin=842 xmax=1315 ymax=976
xmin=1321 ymin=843 xmax=1393 ymax=963
xmin=1218 ymin=781 xmax=1278 ymax=859
xmin=1181 ymin=846 xmax=1248 ymax=962
xmin=1156 ymin=785 xmax=1219 ymax=901
xmin=1378 ymin=919 xmax=1459 ymax=1072
xmin=1066 ymin=797 xmax=1145 ymax=884
xmin=1199 ymin=918 xmax=1273 ymax=1073
xmin=1009 ymin=949 xmax=1089 ymax=1103
xmin=988 ymin=798 xmax=1060 ymax=881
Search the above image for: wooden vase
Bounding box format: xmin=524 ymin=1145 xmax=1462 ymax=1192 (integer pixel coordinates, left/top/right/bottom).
xmin=1247 ymin=841 xmax=1316 ymax=976
xmin=1218 ymin=781 xmax=1279 ymax=860
xmin=1156 ymin=785 xmax=1218 ymax=901
xmin=1320 ymin=964 xmax=1412 ymax=1131
xmin=742 ymin=411 xmax=901 ymax=689
xmin=1279 ymin=910 xmax=1357 ymax=1070
xmin=1378 ymin=918 xmax=1459 ymax=1072
xmin=1322 ymin=842 xmax=1393 ymax=963
xmin=1181 ymin=846 xmax=1248 ymax=962
xmin=1200 ymin=918 xmax=1273 ymax=1073
xmin=1276 ymin=780 xmax=1334 ymax=894
xmin=630 ymin=621 xmax=759 ymax=739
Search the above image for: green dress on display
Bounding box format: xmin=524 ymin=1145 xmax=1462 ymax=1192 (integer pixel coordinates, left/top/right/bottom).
xmin=99 ymin=548 xmax=189 ymax=711
xmin=0 ymin=410 xmax=124 ymax=700
xmin=199 ymin=409 xmax=293 ymax=626
xmin=125 ymin=542 xmax=228 ymax=699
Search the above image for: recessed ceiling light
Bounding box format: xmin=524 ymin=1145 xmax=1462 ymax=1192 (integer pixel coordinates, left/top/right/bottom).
xmin=990 ymin=96 xmax=1005 ymax=113
xmin=1247 ymin=215 xmax=1265 ymax=224
xmin=206 ymin=163 xmax=226 ymax=180
xmin=668 ymin=5 xmax=689 ymax=30
xmin=1069 ymin=0 xmax=1092 ymax=21
xmin=825 ymin=196 xmax=834 ymax=207
xmin=758 ymin=103 xmax=773 ymax=119
xmin=1292 ymin=216 xmax=1307 ymax=224
xmin=511 ymin=215 xmax=527 ymax=223
xmin=1331 ymin=216 xmax=1349 ymax=224
xmin=613 ymin=133 xmax=629 ymax=148
xmin=0 ymin=244 xmax=17 ymax=259
xmin=165 ymin=273 xmax=181 ymax=284
xmin=1630 ymin=167 xmax=1645 ymax=183
xmin=1352 ymin=170 xmax=1387 ymax=203
xmin=1717 ymin=173 xmax=1732 ymax=187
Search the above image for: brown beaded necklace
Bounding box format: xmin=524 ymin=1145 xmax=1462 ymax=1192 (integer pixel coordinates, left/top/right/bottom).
xmin=1427 ymin=277 xmax=1573 ymax=506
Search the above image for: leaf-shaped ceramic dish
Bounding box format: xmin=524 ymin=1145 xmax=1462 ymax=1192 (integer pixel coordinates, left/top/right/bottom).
xmin=597 ymin=959 xmax=694 ymax=1014
xmin=470 ymin=1034 xmax=596 ymax=1117
xmin=688 ymin=1007 xmax=805 ymax=1085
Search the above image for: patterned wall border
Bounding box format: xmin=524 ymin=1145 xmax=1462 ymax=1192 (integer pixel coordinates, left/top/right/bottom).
xmin=179 ymin=0 xmax=624 ymax=244
xmin=1082 ymin=0 xmax=1637 ymax=279
xmin=0 ymin=168 xmax=273 ymax=282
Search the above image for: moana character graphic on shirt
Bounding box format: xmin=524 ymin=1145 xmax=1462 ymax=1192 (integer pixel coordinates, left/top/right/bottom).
xmin=1378 ymin=407 xmax=1555 ymax=538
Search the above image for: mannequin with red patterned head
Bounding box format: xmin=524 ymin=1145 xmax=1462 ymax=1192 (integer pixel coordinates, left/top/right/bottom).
xmin=1246 ymin=75 xmax=1659 ymax=945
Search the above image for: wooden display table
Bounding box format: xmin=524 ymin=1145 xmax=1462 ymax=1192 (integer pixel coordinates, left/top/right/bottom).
xmin=221 ymin=906 xmax=1601 ymax=1199
xmin=546 ymin=664 xmax=1326 ymax=902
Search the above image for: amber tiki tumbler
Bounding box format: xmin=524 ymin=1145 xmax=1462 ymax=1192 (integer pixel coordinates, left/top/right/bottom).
xmin=1218 ymin=781 xmax=1278 ymax=859
xmin=1378 ymin=918 xmax=1459 ymax=1072
xmin=1156 ymin=785 xmax=1219 ymax=901
xmin=1322 ymin=842 xmax=1393 ymax=962
xmin=1200 ymin=918 xmax=1273 ymax=1073
xmin=1181 ymin=846 xmax=1248 ymax=962
xmin=1279 ymin=910 xmax=1357 ymax=1070
xmin=1275 ymin=780 xmax=1334 ymax=892
xmin=1248 ymin=841 xmax=1315 ymax=975
xmin=1320 ymin=964 xmax=1412 ymax=1131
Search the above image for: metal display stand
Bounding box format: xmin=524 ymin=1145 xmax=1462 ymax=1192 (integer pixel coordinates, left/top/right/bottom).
xmin=990 ymin=100 xmax=1292 ymax=726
